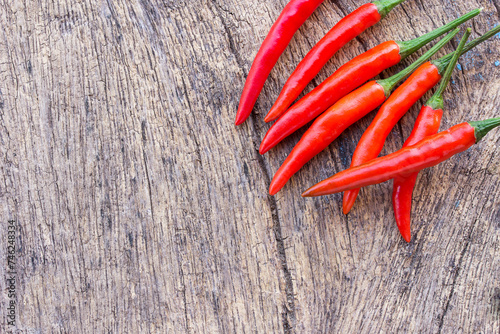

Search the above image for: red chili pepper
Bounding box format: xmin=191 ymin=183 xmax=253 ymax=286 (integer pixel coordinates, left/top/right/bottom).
xmin=259 ymin=9 xmax=480 ymax=153
xmin=264 ymin=0 xmax=407 ymax=123
xmin=268 ymin=29 xmax=459 ymax=195
xmin=269 ymin=26 xmax=498 ymax=196
xmin=302 ymin=118 xmax=500 ymax=197
xmin=234 ymin=0 xmax=324 ymax=125
xmin=393 ymin=29 xmax=471 ymax=243
xmin=391 ymin=108 xmax=442 ymax=240
xmin=342 ymin=62 xmax=441 ymax=213
xmin=342 ymin=23 xmax=499 ymax=214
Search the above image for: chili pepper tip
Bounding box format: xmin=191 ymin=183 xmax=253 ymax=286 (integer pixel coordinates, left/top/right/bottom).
xmin=302 ymin=184 xmax=323 ymax=197
xmin=342 ymin=191 xmax=358 ymax=214
xmin=269 ymin=183 xmax=280 ymax=196
xmin=259 ymin=140 xmax=270 ymax=155
xmin=235 ymin=115 xmax=245 ymax=126
xmin=302 ymin=185 xmax=328 ymax=197
xmin=301 ymin=189 xmax=313 ymax=197
xmin=401 ymin=231 xmax=411 ymax=243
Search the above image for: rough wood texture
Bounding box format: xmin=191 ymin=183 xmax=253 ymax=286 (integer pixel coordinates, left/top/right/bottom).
xmin=0 ymin=0 xmax=499 ymax=332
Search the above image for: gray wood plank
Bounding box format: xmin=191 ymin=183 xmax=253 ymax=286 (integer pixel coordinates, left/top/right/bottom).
xmin=0 ymin=0 xmax=498 ymax=333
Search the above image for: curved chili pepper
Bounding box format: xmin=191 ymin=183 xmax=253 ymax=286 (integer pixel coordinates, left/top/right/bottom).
xmin=342 ymin=62 xmax=441 ymax=213
xmin=259 ymin=9 xmax=480 ymax=153
xmin=269 ymin=25 xmax=498 ymax=196
xmin=264 ymin=0 xmax=407 ymax=123
xmin=268 ymin=29 xmax=459 ymax=195
xmin=342 ymin=24 xmax=500 ymax=214
xmin=391 ymin=107 xmax=441 ymax=240
xmin=392 ymin=29 xmax=471 ymax=242
xmin=234 ymin=0 xmax=325 ymax=125
xmin=302 ymin=118 xmax=500 ymax=197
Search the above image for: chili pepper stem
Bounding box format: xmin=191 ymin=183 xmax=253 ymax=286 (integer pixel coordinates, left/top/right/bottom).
xmin=397 ymin=9 xmax=481 ymax=59
xmin=344 ymin=25 xmax=499 ymax=214
xmin=342 ymin=27 xmax=462 ymax=214
xmin=378 ymin=28 xmax=459 ymax=95
xmin=426 ymin=28 xmax=471 ymax=110
xmin=373 ymin=0 xmax=406 ymax=18
xmin=432 ymin=24 xmax=500 ymax=74
xmin=263 ymin=1 xmax=401 ymax=123
xmin=267 ymin=30 xmax=456 ymax=196
xmin=259 ymin=11 xmax=482 ymax=154
xmin=470 ymin=117 xmax=500 ymax=142
xmin=303 ymin=117 xmax=500 ymax=197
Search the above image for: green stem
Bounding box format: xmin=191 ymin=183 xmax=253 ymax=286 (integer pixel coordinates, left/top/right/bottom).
xmin=378 ymin=28 xmax=459 ymax=95
xmin=426 ymin=28 xmax=471 ymax=110
xmin=397 ymin=9 xmax=481 ymax=59
xmin=433 ymin=24 xmax=500 ymax=73
xmin=373 ymin=0 xmax=406 ymax=18
xmin=469 ymin=117 xmax=500 ymax=142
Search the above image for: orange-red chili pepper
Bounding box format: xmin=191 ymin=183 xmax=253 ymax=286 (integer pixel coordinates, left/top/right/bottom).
xmin=263 ymin=0 xmax=407 ymax=123
xmin=269 ymin=26 xmax=498 ymax=196
xmin=302 ymin=118 xmax=500 ymax=197
xmin=268 ymin=29 xmax=459 ymax=195
xmin=342 ymin=62 xmax=441 ymax=213
xmin=258 ymin=9 xmax=480 ymax=152
xmin=391 ymin=106 xmax=442 ymax=240
xmin=342 ymin=24 xmax=498 ymax=214
xmin=234 ymin=0 xmax=324 ymax=125
xmin=393 ymin=29 xmax=471 ymax=242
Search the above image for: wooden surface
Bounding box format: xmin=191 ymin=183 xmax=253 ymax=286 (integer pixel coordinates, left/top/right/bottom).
xmin=0 ymin=0 xmax=499 ymax=332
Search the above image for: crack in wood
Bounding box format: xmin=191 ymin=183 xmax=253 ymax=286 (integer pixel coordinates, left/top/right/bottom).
xmin=211 ymin=2 xmax=297 ymax=331
xmin=493 ymin=0 xmax=500 ymax=20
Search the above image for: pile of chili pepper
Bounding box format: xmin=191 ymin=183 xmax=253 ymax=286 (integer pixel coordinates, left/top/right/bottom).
xmin=235 ymin=0 xmax=500 ymax=242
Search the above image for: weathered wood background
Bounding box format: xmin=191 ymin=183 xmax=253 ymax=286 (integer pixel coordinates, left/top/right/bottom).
xmin=0 ymin=0 xmax=499 ymax=332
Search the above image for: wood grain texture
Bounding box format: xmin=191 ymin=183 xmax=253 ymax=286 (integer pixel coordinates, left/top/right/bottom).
xmin=0 ymin=0 xmax=498 ymax=332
